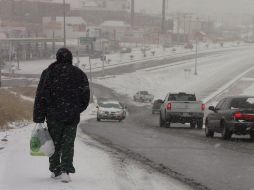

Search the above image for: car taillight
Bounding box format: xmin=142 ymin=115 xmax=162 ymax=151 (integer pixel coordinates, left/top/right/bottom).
xmin=233 ymin=112 xmax=254 ymax=121
xmin=234 ymin=112 xmax=242 ymax=120
xmin=201 ymin=104 xmax=205 ymax=111
xmin=166 ymin=103 xmax=172 ymax=110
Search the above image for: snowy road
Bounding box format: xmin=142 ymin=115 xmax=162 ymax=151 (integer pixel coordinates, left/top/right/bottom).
xmin=81 ymin=48 xmax=254 ymax=190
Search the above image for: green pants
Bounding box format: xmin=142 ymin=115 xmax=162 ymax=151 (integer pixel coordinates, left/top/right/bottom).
xmin=47 ymin=121 xmax=78 ymax=174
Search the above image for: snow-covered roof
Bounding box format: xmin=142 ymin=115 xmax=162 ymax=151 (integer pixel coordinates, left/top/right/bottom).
xmin=100 ymin=21 xmax=130 ymax=27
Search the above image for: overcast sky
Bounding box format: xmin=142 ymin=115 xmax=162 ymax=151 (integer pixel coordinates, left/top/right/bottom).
xmin=135 ymin=0 xmax=254 ymax=15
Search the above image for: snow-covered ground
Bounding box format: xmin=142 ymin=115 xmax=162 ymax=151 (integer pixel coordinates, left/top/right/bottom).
xmin=0 ymin=104 xmax=191 ymax=190
xmin=3 ymin=42 xmax=252 ymax=75
xmin=94 ymin=48 xmax=254 ymax=104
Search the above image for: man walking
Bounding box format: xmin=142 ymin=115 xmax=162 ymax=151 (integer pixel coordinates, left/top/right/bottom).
xmin=33 ymin=48 xmax=90 ymax=183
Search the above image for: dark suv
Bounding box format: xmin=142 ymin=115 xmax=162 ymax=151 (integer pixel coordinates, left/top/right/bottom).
xmin=205 ymin=96 xmax=254 ymax=140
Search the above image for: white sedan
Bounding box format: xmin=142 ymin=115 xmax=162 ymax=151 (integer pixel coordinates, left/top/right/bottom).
xmin=97 ymin=101 xmax=126 ymax=122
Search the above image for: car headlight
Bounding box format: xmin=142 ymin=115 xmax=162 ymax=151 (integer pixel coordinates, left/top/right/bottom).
xmin=98 ymin=110 xmax=105 ymax=114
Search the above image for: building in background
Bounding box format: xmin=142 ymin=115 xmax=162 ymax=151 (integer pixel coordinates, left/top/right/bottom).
xmin=100 ymin=20 xmax=130 ymax=41
xmin=0 ymin=0 xmax=70 ymax=36
xmin=43 ymin=17 xmax=87 ymax=39
xmin=75 ymin=0 xmax=130 ymax=12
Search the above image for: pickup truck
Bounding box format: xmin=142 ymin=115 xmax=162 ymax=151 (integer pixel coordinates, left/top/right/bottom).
xmin=133 ymin=91 xmax=154 ymax=102
xmin=159 ymin=92 xmax=205 ymax=128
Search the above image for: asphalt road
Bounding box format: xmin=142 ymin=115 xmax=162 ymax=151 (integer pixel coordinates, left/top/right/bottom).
xmin=3 ymin=46 xmax=254 ymax=190
xmin=81 ymin=73 xmax=254 ymax=190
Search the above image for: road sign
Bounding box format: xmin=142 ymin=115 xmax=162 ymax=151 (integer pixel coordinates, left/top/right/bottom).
xmin=80 ymin=37 xmax=96 ymax=45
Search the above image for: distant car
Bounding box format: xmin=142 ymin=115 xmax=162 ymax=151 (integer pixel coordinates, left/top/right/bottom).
xmin=133 ymin=91 xmax=154 ymax=102
xmin=152 ymin=99 xmax=164 ymax=114
xmin=184 ymin=43 xmax=194 ymax=49
xmin=97 ymin=98 xmax=127 ymax=117
xmin=120 ymin=47 xmax=132 ymax=53
xmin=205 ymin=96 xmax=254 ymax=140
xmin=97 ymin=101 xmax=126 ymax=122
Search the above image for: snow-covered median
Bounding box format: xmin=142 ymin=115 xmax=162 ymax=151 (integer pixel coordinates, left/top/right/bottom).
xmin=94 ymin=48 xmax=254 ymax=104
xmin=6 ymin=42 xmax=252 ymax=75
xmin=0 ymin=106 xmax=191 ymax=190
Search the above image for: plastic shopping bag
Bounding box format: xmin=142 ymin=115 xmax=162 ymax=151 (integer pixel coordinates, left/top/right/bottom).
xmin=30 ymin=124 xmax=55 ymax=157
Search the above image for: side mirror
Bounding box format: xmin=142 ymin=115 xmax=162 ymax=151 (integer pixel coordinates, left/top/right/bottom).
xmin=158 ymin=99 xmax=164 ymax=103
xmin=208 ymin=106 xmax=215 ymax=111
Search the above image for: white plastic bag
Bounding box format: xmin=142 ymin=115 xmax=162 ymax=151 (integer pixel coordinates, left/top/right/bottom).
xmin=30 ymin=124 xmax=55 ymax=157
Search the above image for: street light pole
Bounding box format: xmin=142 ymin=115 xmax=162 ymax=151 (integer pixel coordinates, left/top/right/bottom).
xmin=63 ymin=0 xmax=66 ymax=47
xmin=194 ymin=37 xmax=198 ymax=75
xmin=89 ymin=56 xmax=94 ymax=103
xmin=0 ymin=63 xmax=2 ymax=88
xmin=161 ymin=0 xmax=166 ymax=34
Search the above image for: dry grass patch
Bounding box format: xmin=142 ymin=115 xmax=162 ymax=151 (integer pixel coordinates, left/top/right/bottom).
xmin=0 ymin=89 xmax=33 ymax=129
xmin=9 ymin=86 xmax=36 ymax=98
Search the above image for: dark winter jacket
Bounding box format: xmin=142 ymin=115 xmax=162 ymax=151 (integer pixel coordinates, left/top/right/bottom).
xmin=33 ymin=51 xmax=90 ymax=124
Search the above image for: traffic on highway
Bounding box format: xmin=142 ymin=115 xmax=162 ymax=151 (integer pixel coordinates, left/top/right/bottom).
xmin=1 ymin=0 xmax=254 ymax=190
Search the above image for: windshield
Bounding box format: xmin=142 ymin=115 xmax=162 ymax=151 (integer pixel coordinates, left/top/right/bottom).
xmin=168 ymin=94 xmax=196 ymax=101
xmin=1 ymin=1 xmax=254 ymax=190
xmin=101 ymin=103 xmax=122 ymax=109
xmin=140 ymin=91 xmax=149 ymax=95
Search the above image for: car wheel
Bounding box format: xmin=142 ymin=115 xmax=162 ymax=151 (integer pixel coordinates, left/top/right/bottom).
xmin=190 ymin=121 xmax=196 ymax=128
xmin=221 ymin=123 xmax=232 ymax=140
xmin=166 ymin=122 xmax=171 ymax=128
xmin=159 ymin=113 xmax=165 ymax=128
xmin=205 ymin=120 xmax=214 ymax=137
xmin=152 ymin=110 xmax=155 ymax=114
xmin=250 ymin=131 xmax=254 ymax=141
xmin=197 ymin=119 xmax=203 ymax=129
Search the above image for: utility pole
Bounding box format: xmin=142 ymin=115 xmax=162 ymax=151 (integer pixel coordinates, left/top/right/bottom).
xmin=194 ymin=18 xmax=201 ymax=76
xmin=194 ymin=36 xmax=198 ymax=75
xmin=77 ymin=38 xmax=80 ymax=67
xmin=188 ymin=15 xmax=192 ymax=41
xmin=183 ymin=14 xmax=187 ymax=42
xmin=101 ymin=41 xmax=105 ymax=76
xmin=52 ymin=31 xmax=55 ymax=56
xmin=131 ymin=0 xmax=135 ymax=28
xmin=177 ymin=14 xmax=180 ymax=45
xmin=0 ymin=59 xmax=2 ymax=88
xmin=89 ymin=55 xmax=94 ymax=102
xmin=161 ymin=0 xmax=166 ymax=34
xmin=63 ymin=0 xmax=66 ymax=47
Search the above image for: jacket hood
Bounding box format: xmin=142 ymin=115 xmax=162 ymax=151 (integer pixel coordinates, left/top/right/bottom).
xmin=56 ymin=48 xmax=73 ymax=64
